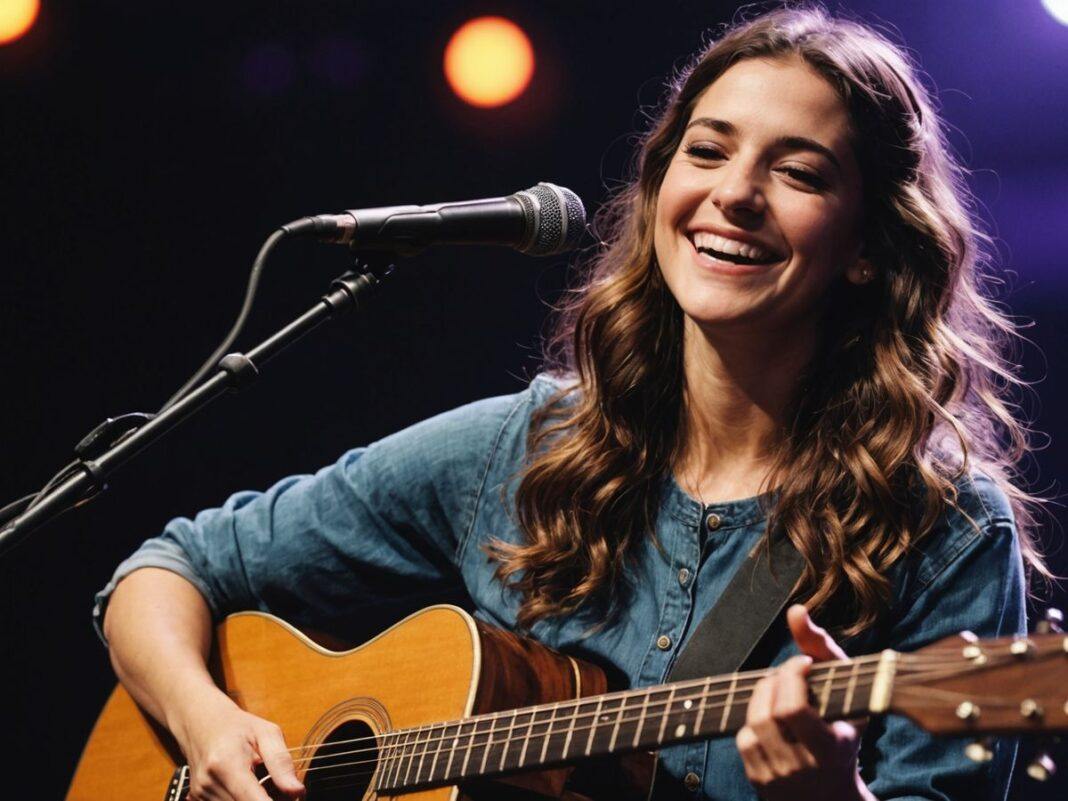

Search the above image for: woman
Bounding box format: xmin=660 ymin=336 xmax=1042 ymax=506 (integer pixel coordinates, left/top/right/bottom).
xmin=97 ymin=5 xmax=1044 ymax=800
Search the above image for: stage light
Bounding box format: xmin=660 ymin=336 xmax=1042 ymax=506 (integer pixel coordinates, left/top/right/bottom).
xmin=1043 ymin=0 xmax=1068 ymax=25
xmin=444 ymin=17 xmax=535 ymax=108
xmin=0 ymin=0 xmax=39 ymax=45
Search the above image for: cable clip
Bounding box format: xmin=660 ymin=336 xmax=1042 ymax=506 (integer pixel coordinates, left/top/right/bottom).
xmin=218 ymin=353 xmax=259 ymax=389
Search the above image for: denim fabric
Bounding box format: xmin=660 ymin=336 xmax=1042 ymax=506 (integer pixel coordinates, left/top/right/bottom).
xmin=94 ymin=374 xmax=1025 ymax=801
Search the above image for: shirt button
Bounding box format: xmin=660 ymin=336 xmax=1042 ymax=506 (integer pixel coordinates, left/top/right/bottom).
xmin=684 ymin=771 xmax=701 ymax=791
xmin=677 ymin=567 xmax=691 ymax=586
xmin=705 ymin=512 xmax=722 ymax=531
xmin=656 ymin=634 xmax=672 ymax=650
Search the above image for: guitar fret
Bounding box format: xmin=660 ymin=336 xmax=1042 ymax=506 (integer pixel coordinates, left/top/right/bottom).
xmin=539 ymin=703 xmax=561 ymax=764
xmin=515 ymin=709 xmax=536 ymax=769
xmin=478 ymin=716 xmax=498 ymax=775
xmin=499 ymin=709 xmax=519 ymax=771
xmin=670 ymin=683 xmax=700 ymax=741
xmin=374 ymin=734 xmax=391 ymax=790
xmin=416 ymin=724 xmax=436 ymax=784
xmin=405 ymin=726 xmax=422 ymax=786
xmin=427 ymin=725 xmax=442 ymax=783
xmin=381 ymin=730 xmax=399 ymax=789
xmin=402 ymin=724 xmax=423 ymax=787
xmin=843 ymin=660 xmax=860 ymax=715
xmin=584 ymin=697 xmax=605 ymax=756
xmin=632 ymin=690 xmax=651 ymax=748
xmin=693 ymin=677 xmax=711 ymax=734
xmin=561 ymin=699 xmax=580 ymax=759
xmin=818 ymin=665 xmax=836 ymax=716
xmin=719 ymin=674 xmax=738 ymax=732
xmin=429 ymin=722 xmax=453 ymax=783
xmin=442 ymin=721 xmax=463 ymax=780
xmin=608 ymin=695 xmax=627 ymax=751
xmin=388 ymin=730 xmax=411 ymax=789
xmin=459 ymin=719 xmax=479 ymax=778
xmin=656 ymin=686 xmax=677 ymax=744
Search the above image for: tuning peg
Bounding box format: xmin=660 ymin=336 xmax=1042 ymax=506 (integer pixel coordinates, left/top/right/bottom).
xmin=1026 ymin=751 xmax=1057 ymax=782
xmin=1036 ymin=608 xmax=1063 ymax=635
xmin=965 ymin=738 xmax=994 ymax=763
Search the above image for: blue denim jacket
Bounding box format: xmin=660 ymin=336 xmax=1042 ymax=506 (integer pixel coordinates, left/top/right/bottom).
xmin=94 ymin=374 xmax=1026 ymax=800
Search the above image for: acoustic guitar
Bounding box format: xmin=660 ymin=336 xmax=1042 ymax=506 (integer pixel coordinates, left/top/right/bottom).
xmin=65 ymin=604 xmax=1068 ymax=800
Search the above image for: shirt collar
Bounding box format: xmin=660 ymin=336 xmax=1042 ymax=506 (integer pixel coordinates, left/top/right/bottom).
xmin=663 ymin=474 xmax=770 ymax=529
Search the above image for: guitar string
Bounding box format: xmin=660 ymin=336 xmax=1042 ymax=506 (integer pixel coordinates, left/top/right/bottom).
xmin=260 ymin=673 xmax=890 ymax=791
xmin=175 ymin=668 xmax=892 ymax=798
xmin=303 ymin=683 xmax=1033 ymax=801
xmin=285 ymin=663 xmax=889 ymax=767
xmin=309 ymin=652 xmax=1019 ymax=789
xmin=172 ymin=652 xmax=1004 ymax=796
xmin=304 ymin=654 xmax=1017 ymax=795
xmin=282 ymin=652 xmax=973 ymax=767
xmin=275 ymin=660 xmax=998 ymax=794
xmin=248 ymin=651 xmax=891 ymax=760
xmin=173 ymin=649 xmax=986 ymax=800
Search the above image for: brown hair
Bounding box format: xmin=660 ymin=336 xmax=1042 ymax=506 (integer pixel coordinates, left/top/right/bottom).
xmin=491 ymin=4 xmax=1048 ymax=634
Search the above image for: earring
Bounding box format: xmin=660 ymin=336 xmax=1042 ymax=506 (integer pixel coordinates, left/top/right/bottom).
xmin=860 ymin=267 xmax=873 ymax=283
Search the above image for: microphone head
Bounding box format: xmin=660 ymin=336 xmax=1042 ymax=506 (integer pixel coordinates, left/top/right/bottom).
xmin=513 ymin=183 xmax=587 ymax=255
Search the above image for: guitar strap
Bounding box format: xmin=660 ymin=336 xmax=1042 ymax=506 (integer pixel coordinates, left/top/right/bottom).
xmin=667 ymin=529 xmax=805 ymax=681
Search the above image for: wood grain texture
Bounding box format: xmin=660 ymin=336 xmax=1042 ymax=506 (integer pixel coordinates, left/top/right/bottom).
xmin=67 ymin=605 xmax=480 ymax=801
xmin=66 ymin=604 xmax=655 ymax=801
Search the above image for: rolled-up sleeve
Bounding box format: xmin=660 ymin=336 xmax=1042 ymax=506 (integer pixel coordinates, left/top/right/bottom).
xmin=861 ymin=489 xmax=1026 ymax=800
xmin=93 ymin=388 xmax=531 ymax=644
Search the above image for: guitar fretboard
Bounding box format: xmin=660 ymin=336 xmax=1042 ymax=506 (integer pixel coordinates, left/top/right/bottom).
xmin=375 ymin=654 xmax=888 ymax=793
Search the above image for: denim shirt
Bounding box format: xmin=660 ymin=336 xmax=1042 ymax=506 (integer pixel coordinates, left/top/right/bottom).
xmin=94 ymin=374 xmax=1026 ymax=801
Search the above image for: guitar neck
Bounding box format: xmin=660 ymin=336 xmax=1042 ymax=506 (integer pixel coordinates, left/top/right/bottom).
xmin=377 ymin=650 xmax=897 ymax=793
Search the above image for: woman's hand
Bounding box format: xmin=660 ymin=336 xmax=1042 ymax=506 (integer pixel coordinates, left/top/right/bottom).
xmin=171 ymin=690 xmax=306 ymax=801
xmin=735 ymin=604 xmax=875 ymax=801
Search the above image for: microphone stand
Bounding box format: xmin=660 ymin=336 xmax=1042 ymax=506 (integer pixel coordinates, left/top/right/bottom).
xmin=0 ymin=267 xmax=385 ymax=558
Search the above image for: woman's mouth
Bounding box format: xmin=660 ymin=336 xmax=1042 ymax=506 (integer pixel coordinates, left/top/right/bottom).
xmin=689 ymin=231 xmax=783 ymax=266
xmin=685 ymin=231 xmax=785 ymax=275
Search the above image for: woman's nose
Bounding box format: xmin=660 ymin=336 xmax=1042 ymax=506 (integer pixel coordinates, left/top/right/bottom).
xmin=710 ymin=161 xmax=767 ymax=221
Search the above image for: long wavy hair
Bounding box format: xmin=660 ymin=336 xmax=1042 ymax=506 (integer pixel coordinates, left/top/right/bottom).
xmin=491 ymin=4 xmax=1048 ymax=635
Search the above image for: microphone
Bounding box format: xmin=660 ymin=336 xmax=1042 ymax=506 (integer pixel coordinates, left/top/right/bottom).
xmin=282 ymin=183 xmax=586 ymax=256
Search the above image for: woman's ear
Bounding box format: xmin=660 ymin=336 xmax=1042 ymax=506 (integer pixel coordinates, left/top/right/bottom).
xmin=845 ymin=256 xmax=876 ymax=286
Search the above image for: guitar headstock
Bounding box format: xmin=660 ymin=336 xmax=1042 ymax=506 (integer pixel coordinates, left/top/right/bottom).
xmin=887 ymin=615 xmax=1068 ymax=738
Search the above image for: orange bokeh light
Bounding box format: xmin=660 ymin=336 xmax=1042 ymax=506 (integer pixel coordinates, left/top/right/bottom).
xmin=0 ymin=0 xmax=39 ymax=46
xmin=443 ymin=17 xmax=535 ymax=108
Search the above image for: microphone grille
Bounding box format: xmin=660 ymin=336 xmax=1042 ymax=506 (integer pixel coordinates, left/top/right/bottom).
xmin=514 ymin=183 xmax=587 ymax=255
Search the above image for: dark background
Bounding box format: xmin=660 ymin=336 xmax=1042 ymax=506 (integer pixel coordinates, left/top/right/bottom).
xmin=2 ymin=1 xmax=1066 ymax=797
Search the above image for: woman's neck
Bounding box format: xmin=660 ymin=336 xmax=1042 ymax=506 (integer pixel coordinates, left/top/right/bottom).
xmin=675 ymin=317 xmax=816 ymax=503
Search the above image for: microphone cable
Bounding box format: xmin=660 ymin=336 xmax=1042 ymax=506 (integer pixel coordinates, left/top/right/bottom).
xmin=1 ymin=226 xmax=294 ymax=526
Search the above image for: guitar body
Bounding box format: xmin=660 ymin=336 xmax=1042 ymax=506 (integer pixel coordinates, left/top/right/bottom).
xmin=66 ymin=605 xmax=654 ymax=801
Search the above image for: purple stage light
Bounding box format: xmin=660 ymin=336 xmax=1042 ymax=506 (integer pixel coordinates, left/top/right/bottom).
xmin=1043 ymin=0 xmax=1068 ymax=25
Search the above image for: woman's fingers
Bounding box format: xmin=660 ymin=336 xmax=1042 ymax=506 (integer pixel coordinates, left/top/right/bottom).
xmin=198 ymin=748 xmax=271 ymax=801
xmin=786 ymin=604 xmax=846 ymax=661
xmin=255 ymin=722 xmax=306 ymax=799
xmin=770 ymin=655 xmax=835 ymax=758
xmin=741 ymin=657 xmax=815 ymax=777
xmin=182 ymin=707 xmax=304 ymax=801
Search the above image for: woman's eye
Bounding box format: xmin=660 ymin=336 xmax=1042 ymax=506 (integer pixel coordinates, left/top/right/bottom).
xmin=684 ymin=144 xmax=724 ymax=160
xmin=779 ymin=166 xmax=827 ymax=190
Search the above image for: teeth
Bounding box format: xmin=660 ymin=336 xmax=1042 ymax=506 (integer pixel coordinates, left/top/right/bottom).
xmin=691 ymin=231 xmax=774 ymax=261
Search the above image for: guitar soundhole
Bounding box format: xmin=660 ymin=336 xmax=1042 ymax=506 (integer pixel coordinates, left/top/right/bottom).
xmin=302 ymin=719 xmax=379 ymax=800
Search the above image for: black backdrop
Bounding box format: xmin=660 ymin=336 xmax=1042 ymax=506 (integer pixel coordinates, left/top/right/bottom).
xmin=2 ymin=2 xmax=1066 ymax=797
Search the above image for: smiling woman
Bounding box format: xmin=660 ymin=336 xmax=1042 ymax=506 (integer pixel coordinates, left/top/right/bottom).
xmin=95 ymin=5 xmax=1044 ymax=801
xmin=655 ymin=56 xmax=867 ymax=328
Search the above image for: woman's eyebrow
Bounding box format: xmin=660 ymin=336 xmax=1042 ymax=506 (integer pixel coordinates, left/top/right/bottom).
xmin=685 ymin=117 xmax=841 ymax=172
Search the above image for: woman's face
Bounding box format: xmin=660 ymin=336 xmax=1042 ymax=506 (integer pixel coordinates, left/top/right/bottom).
xmin=654 ymin=56 xmax=867 ymax=338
